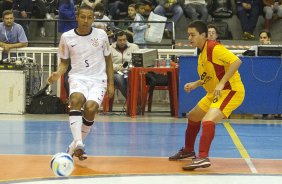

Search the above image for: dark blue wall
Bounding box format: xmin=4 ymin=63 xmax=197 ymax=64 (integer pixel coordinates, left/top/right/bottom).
xmin=178 ymin=56 xmax=282 ymax=117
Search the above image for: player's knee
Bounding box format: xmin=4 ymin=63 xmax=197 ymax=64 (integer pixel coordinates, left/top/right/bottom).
xmin=187 ymin=111 xmax=199 ymax=122
xmin=84 ymin=101 xmax=99 ymax=113
xmin=69 ymin=93 xmax=85 ymax=107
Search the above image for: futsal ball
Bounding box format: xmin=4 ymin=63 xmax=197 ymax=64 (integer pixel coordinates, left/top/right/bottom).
xmin=50 ymin=152 xmax=74 ymax=177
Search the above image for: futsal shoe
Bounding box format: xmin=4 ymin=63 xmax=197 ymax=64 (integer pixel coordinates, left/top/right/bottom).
xmin=182 ymin=157 xmax=211 ymax=170
xmin=74 ymin=144 xmax=87 ymax=161
xmin=168 ymin=147 xmax=196 ymax=161
xmin=66 ymin=146 xmax=75 ymax=157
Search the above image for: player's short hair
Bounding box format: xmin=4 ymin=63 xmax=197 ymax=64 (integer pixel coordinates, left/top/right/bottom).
xmin=188 ymin=20 xmax=208 ymax=37
xmin=2 ymin=10 xmax=13 ymax=18
xmin=77 ymin=4 xmax=94 ymax=15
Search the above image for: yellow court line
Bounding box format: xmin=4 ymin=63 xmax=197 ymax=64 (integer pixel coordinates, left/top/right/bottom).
xmin=223 ymin=122 xmax=250 ymax=159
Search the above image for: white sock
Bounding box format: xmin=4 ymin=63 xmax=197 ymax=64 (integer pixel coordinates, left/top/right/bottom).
xmin=69 ymin=141 xmax=75 ymax=150
xmin=68 ymin=124 xmax=90 ymax=150
xmin=69 ymin=111 xmax=83 ymax=144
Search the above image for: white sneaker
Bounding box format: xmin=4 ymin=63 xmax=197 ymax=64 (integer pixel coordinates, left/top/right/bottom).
xmin=182 ymin=157 xmax=211 ymax=170
xmin=46 ymin=13 xmax=53 ymax=20
xmin=40 ymin=27 xmax=45 ymax=37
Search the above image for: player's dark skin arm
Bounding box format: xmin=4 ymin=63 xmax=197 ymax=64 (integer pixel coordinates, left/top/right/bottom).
xmin=105 ymin=54 xmax=114 ymax=98
xmin=47 ymin=58 xmax=70 ymax=83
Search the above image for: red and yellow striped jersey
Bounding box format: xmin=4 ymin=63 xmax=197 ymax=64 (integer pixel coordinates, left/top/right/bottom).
xmin=198 ymin=40 xmax=244 ymax=93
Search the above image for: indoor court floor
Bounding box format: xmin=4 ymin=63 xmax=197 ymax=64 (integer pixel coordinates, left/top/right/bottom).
xmin=0 ymin=112 xmax=282 ymax=184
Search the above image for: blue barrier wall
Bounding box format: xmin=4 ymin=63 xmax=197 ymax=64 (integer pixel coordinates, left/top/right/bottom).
xmin=178 ymin=56 xmax=282 ymax=117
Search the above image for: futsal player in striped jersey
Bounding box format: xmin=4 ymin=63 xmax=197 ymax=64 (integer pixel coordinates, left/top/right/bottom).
xmin=169 ymin=20 xmax=245 ymax=170
xmin=47 ymin=5 xmax=114 ymax=161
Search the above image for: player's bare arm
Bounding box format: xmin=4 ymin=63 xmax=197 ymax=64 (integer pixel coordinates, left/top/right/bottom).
xmin=47 ymin=58 xmax=70 ymax=84
xmin=105 ymin=55 xmax=114 ymax=98
xmin=214 ymin=59 xmax=242 ymax=97
xmin=184 ymin=80 xmax=203 ymax=93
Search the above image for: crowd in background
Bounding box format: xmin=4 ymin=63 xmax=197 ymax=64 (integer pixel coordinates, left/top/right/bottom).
xmin=0 ymin=0 xmax=281 ymax=42
xmin=0 ymin=1 xmax=281 ymax=120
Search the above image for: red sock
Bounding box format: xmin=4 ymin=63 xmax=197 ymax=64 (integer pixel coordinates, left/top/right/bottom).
xmin=199 ymin=121 xmax=215 ymax=158
xmin=185 ymin=119 xmax=201 ymax=152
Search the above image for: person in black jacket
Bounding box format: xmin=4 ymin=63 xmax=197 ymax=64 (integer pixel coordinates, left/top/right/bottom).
xmin=12 ymin=0 xmax=32 ymax=38
xmin=107 ymin=0 xmax=130 ymax=22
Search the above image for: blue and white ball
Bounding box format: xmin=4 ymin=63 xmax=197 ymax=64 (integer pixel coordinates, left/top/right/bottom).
xmin=50 ymin=152 xmax=74 ymax=177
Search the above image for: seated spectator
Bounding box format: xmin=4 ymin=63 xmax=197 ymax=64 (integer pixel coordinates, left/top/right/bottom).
xmin=263 ymin=0 xmax=282 ymax=30
xmin=258 ymin=30 xmax=272 ymax=45
xmin=141 ymin=0 xmax=156 ymax=17
xmin=207 ymin=24 xmax=219 ymax=41
xmin=2 ymin=0 xmax=13 ymax=13
xmin=81 ymin=0 xmax=101 ymax=9
xmin=132 ymin=2 xmax=150 ymax=48
xmin=58 ymin=0 xmax=78 ymax=34
xmin=32 ymin=0 xmax=57 ymax=37
xmin=92 ymin=2 xmax=116 ymax=43
xmin=12 ymin=0 xmax=32 ymax=38
xmin=243 ymin=30 xmax=271 ymax=56
xmin=121 ymin=3 xmax=136 ymax=43
xmin=110 ymin=31 xmax=139 ymax=99
xmin=236 ymin=0 xmax=260 ymax=40
xmin=154 ymin=0 xmax=183 ymax=38
xmin=107 ymin=0 xmax=129 ymax=24
xmin=182 ymin=0 xmax=208 ymax=23
xmin=0 ymin=10 xmax=28 ymax=59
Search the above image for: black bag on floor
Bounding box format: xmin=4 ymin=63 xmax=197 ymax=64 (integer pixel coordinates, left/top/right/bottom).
xmin=28 ymin=84 xmax=66 ymax=114
xmin=29 ymin=95 xmax=66 ymax=114
xmin=145 ymin=72 xmax=168 ymax=94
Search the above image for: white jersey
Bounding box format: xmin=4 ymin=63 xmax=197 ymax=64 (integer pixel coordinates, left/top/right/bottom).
xmin=59 ymin=27 xmax=111 ymax=81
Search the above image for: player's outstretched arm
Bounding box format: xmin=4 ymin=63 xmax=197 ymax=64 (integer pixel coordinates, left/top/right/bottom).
xmin=47 ymin=58 xmax=70 ymax=84
xmin=184 ymin=80 xmax=203 ymax=93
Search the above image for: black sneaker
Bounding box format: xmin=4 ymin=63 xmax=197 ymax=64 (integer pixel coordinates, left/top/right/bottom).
xmin=74 ymin=144 xmax=87 ymax=161
xmin=168 ymin=148 xmax=196 ymax=161
xmin=182 ymin=157 xmax=211 ymax=170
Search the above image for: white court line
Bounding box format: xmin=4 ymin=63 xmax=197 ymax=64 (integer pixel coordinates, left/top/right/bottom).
xmin=245 ymin=158 xmax=258 ymax=174
xmin=8 ymin=175 xmax=282 ymax=184
xmin=223 ymin=122 xmax=258 ymax=174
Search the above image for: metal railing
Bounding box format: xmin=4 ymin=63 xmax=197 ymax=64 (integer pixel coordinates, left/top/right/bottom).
xmin=0 ymin=47 xmax=246 ymax=97
xmin=14 ymin=18 xmax=176 ymax=48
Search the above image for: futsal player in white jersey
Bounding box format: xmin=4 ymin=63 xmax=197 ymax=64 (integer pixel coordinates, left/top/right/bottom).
xmin=47 ymin=5 xmax=114 ymax=161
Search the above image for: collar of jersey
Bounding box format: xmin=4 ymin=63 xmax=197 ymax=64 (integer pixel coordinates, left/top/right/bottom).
xmin=74 ymin=27 xmax=93 ymax=36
